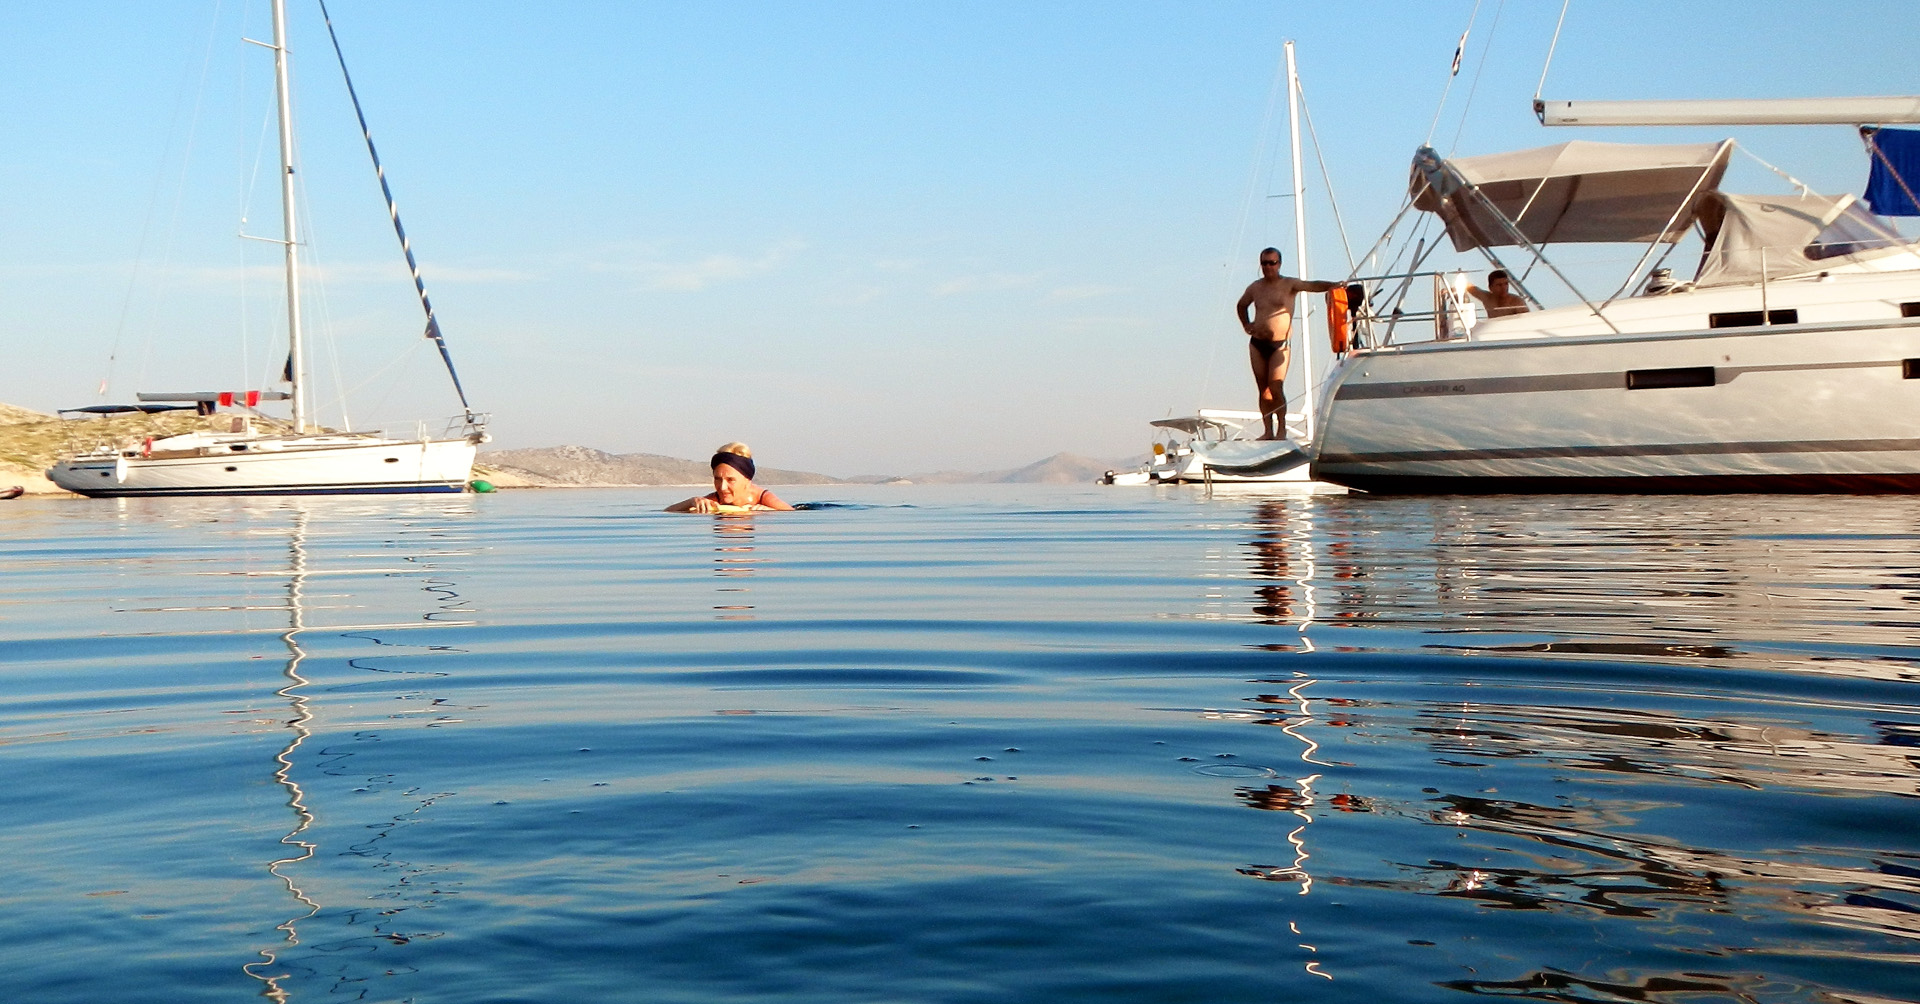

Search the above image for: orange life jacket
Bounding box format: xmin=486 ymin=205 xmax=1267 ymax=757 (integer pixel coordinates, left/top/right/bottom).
xmin=1326 ymin=286 xmax=1351 ymax=355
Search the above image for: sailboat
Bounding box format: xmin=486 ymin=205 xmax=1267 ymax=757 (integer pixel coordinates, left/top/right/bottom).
xmin=1103 ymin=41 xmax=1342 ymax=491
xmin=1310 ymin=95 xmax=1920 ymax=493
xmin=48 ymin=0 xmax=486 ymax=498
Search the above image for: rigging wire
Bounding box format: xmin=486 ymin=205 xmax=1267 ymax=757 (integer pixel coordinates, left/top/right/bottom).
xmin=1862 ymin=130 xmax=1920 ymax=232
xmin=1734 ymin=143 xmax=1815 ymax=195
xmin=105 ymin=0 xmax=230 ymax=403
xmin=1196 ymin=42 xmax=1293 ymax=410
xmin=1295 ymin=80 xmax=1358 ymax=275
xmin=319 ymin=0 xmax=478 ymax=424
xmin=339 ymin=338 xmax=426 ymax=403
xmin=1424 ymin=0 xmax=1485 ymax=148
xmin=292 ymin=206 xmax=356 ymax=433
xmin=1445 ymin=0 xmax=1506 ymax=155
xmin=273 ymin=56 xmax=358 ymax=438
xmin=1534 ymin=0 xmax=1574 ymax=101
xmin=240 ymin=89 xmax=281 ymax=403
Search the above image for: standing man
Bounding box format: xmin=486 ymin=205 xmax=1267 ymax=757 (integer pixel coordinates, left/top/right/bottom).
xmin=1236 ymin=248 xmax=1339 ymax=440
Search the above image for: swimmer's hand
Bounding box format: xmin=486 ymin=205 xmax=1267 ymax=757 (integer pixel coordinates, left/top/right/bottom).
xmin=686 ymin=497 xmax=756 ymax=514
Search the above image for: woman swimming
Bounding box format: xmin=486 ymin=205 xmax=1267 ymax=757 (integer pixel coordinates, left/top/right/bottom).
xmin=666 ymin=442 xmax=797 ymax=513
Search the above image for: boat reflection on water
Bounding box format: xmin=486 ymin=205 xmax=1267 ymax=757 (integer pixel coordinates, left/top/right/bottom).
xmin=1250 ymin=494 xmax=1920 ymax=683
xmin=241 ymin=509 xmax=321 ymax=1001
xmin=1225 ymin=499 xmax=1338 ymax=980
xmin=229 ymin=501 xmax=477 ymax=999
xmin=1217 ymin=494 xmax=1920 ymax=996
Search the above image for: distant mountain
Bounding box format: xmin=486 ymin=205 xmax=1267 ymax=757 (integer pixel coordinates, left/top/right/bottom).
xmin=7 ymin=406 xmax=1130 ymax=494
xmin=478 ymin=446 xmax=1143 ymax=487
xmin=990 ymin=452 xmax=1133 ymax=484
xmin=849 ymin=452 xmax=1142 ymax=485
xmin=478 ymin=445 xmax=845 ymax=486
xmin=0 ymin=403 xmax=54 ymax=426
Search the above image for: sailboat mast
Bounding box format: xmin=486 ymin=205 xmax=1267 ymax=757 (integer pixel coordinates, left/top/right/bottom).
xmin=1284 ymin=40 xmax=1314 ymax=445
xmin=270 ymin=0 xmax=307 ymax=432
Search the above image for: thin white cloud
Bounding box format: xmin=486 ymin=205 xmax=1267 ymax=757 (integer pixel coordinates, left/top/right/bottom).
xmin=1046 ymin=283 xmax=1124 ymax=302
xmin=822 ymin=285 xmax=885 ymax=306
xmin=644 ymin=254 xmax=757 ymax=292
xmin=64 ymin=261 xmax=538 ymax=285
xmin=1056 ymin=315 xmax=1154 ymax=333
xmin=932 ymin=272 xmax=1041 ymax=297
xmin=598 ymin=239 xmax=806 ymax=292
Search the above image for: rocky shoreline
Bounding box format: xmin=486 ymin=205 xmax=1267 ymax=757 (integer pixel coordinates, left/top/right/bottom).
xmin=0 ymin=403 xmax=1130 ymax=494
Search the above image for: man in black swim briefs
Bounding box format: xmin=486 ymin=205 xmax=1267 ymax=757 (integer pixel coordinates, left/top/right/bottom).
xmin=1235 ymin=248 xmax=1340 ymax=440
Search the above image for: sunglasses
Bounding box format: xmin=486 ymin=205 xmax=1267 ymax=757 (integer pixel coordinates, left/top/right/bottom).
xmin=1260 ymin=260 xmax=1279 ymax=266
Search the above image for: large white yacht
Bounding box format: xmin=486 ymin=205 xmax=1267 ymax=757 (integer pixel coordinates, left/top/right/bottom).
xmin=1312 ymin=98 xmax=1920 ymax=492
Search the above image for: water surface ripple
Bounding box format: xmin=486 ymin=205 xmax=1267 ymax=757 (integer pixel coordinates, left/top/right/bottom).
xmin=3 ymin=485 xmax=1918 ymax=1002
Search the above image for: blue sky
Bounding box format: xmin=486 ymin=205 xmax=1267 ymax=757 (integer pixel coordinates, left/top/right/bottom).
xmin=2 ymin=1 xmax=1914 ymax=474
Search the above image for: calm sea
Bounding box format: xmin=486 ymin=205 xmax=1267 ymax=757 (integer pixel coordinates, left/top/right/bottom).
xmin=3 ymin=485 xmax=1918 ymax=1003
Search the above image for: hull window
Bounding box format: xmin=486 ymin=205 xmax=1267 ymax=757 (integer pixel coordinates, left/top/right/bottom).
xmin=1903 ymin=359 xmax=1920 ymax=379
xmin=1903 ymin=302 xmax=1920 ymax=318
xmin=1708 ymin=309 xmax=1798 ymax=328
xmin=1627 ymin=366 xmax=1717 ymax=390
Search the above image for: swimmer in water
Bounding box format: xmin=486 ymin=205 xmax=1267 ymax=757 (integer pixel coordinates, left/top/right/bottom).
xmin=666 ymin=442 xmax=797 ymax=513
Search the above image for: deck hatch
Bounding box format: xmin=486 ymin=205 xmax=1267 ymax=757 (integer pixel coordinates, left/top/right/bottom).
xmin=1627 ymin=366 xmax=1717 ymax=390
xmin=1708 ymin=309 xmax=1799 ymax=328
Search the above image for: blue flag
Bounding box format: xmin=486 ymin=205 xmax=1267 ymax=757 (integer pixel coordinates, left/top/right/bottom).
xmin=1865 ymin=127 xmax=1920 ymax=216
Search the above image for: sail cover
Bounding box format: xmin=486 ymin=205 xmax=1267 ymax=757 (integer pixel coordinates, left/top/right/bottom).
xmin=1694 ymin=191 xmax=1915 ymax=286
xmin=1412 ymin=140 xmax=1732 ymax=251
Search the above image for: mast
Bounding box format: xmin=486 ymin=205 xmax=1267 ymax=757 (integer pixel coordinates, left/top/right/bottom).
xmin=270 ymin=0 xmax=307 ymax=432
xmin=1285 ymin=40 xmax=1314 ymax=445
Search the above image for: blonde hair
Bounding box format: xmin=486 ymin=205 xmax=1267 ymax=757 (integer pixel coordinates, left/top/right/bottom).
xmin=716 ymin=441 xmax=752 ymax=458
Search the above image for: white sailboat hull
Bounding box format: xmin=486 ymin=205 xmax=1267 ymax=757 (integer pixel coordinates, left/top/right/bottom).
xmin=1103 ymin=435 xmax=1346 ymax=490
xmin=1313 ymin=317 xmax=1920 ymax=492
xmin=48 ymin=2 xmax=488 ymax=500
xmin=1167 ymin=439 xmax=1315 ymax=483
xmin=48 ymin=436 xmax=476 ymax=497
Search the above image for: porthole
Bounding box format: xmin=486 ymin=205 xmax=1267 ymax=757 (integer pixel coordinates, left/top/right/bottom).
xmin=384 ymin=457 xmax=399 ymax=463
xmin=224 ymin=466 xmax=238 ymax=472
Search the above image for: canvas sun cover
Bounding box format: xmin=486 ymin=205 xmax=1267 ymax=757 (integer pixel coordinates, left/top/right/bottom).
xmin=1412 ymin=140 xmax=1732 ymax=251
xmin=1150 ymin=410 xmax=1260 ymax=435
xmin=1694 ymin=191 xmax=1915 ymax=286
